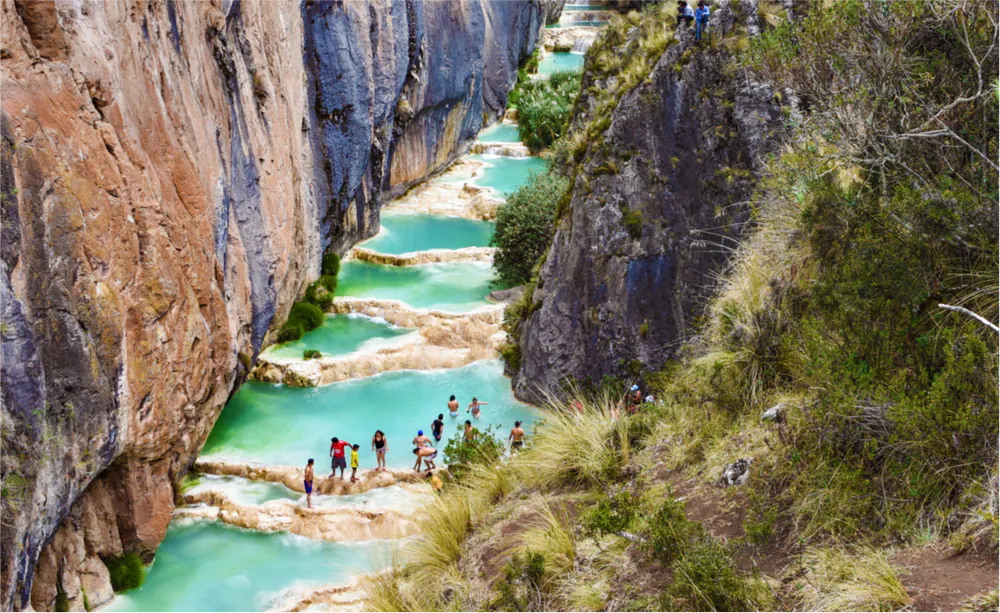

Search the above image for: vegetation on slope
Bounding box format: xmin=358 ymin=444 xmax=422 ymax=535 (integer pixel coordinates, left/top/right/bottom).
xmin=509 ymin=71 xmax=582 ymax=153
xmin=276 ymin=252 xmax=340 ymax=342
xmin=366 ymin=1 xmax=998 ymax=610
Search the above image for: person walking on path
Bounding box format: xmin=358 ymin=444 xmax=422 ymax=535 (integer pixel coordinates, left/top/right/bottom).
xmin=329 ymin=437 xmax=351 ymax=480
xmin=304 ymin=459 xmax=315 ymax=508
xmin=412 ymin=430 xmax=432 ymax=470
xmin=372 ymin=430 xmax=389 ymax=471
xmin=432 ymin=414 xmax=445 ymax=443
xmin=467 ymin=397 xmax=488 ymax=419
xmin=448 ymin=395 xmax=460 ymax=418
xmin=695 ymin=0 xmax=710 ymax=41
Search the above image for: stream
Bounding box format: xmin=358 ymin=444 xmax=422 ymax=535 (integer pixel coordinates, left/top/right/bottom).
xmin=102 ymin=35 xmax=594 ymax=612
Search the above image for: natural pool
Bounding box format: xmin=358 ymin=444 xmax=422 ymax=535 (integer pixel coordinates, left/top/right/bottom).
xmin=358 ymin=213 xmax=495 ymax=255
xmin=336 ymin=259 xmax=498 ymax=312
xmin=467 ymin=154 xmax=548 ymax=195
xmin=105 ymin=520 xmax=392 ymax=612
xmin=261 ymin=314 xmax=412 ymax=360
xmin=200 ymin=360 xmax=538 ymax=469
xmin=548 ymin=20 xmax=608 ymax=27
xmin=538 ymin=51 xmax=585 ymax=76
xmin=182 ymin=474 xmax=432 ymax=513
xmin=477 ymin=122 xmax=522 ymax=143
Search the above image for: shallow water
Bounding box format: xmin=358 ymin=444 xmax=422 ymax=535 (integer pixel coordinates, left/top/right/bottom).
xmin=201 ymin=360 xmax=537 ymax=469
xmin=538 ymin=51 xmax=585 ymax=76
xmin=563 ymin=3 xmax=606 ymax=9
xmin=105 ymin=520 xmax=391 ymax=612
xmin=261 ymin=314 xmax=412 ymax=360
xmin=182 ymin=474 xmax=432 ymax=512
xmin=466 ymin=154 xmax=548 ymax=196
xmin=548 ymin=20 xmax=608 ymax=28
xmin=359 ymin=213 xmax=495 ymax=255
xmin=336 ymin=259 xmax=498 ymax=312
xmin=477 ymin=122 xmax=522 ymax=143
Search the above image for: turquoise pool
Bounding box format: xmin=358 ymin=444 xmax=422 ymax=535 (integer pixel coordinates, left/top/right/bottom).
xmin=538 ymin=52 xmax=585 ymax=76
xmin=261 ymin=314 xmax=412 ymax=360
xmin=467 ymin=154 xmax=548 ymax=196
xmin=477 ymin=122 xmax=522 ymax=143
xmin=105 ymin=520 xmax=392 ymax=612
xmin=336 ymin=259 xmax=497 ymax=312
xmin=359 ymin=213 xmax=495 ymax=255
xmin=200 ymin=360 xmax=537 ymax=469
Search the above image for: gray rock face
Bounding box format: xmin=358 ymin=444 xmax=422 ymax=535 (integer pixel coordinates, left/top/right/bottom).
xmin=514 ymin=3 xmax=787 ymax=402
xmin=0 ymin=1 xmax=541 ymax=609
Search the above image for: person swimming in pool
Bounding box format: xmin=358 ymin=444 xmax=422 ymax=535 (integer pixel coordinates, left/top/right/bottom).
xmin=432 ymin=414 xmax=445 ymax=443
xmin=304 ymin=458 xmax=315 ymax=508
xmin=464 ymin=420 xmax=476 ymax=442
xmin=448 ymin=395 xmax=460 ymax=418
xmin=467 ymin=396 xmax=488 ymax=418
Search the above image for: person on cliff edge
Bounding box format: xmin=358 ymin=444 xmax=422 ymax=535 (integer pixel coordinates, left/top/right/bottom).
xmin=329 ymin=437 xmax=351 ymax=480
xmin=695 ymin=0 xmax=711 ymax=41
xmin=304 ymin=459 xmax=315 ymax=508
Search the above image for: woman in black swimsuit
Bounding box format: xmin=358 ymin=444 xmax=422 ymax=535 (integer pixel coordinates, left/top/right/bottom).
xmin=372 ymin=430 xmax=389 ymax=471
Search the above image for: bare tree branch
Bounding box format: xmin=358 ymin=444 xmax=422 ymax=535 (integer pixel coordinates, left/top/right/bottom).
xmin=938 ymin=303 xmax=1000 ymax=333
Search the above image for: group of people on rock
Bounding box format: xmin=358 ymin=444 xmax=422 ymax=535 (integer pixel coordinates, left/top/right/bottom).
xmin=301 ymin=393 xmax=526 ymax=508
xmin=677 ymin=0 xmax=711 ymax=41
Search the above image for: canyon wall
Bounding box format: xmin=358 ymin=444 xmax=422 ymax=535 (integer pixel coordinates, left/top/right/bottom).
xmin=0 ymin=0 xmax=541 ymax=609
xmin=513 ymin=2 xmax=788 ymax=402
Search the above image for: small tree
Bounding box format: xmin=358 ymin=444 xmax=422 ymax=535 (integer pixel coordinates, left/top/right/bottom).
xmin=491 ymin=171 xmax=569 ymax=286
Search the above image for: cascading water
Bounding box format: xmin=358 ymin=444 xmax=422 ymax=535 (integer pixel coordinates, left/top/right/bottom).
xmin=102 ymin=93 xmax=559 ymax=611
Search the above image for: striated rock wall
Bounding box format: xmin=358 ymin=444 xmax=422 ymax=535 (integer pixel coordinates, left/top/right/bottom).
xmin=0 ymin=0 xmax=542 ymax=609
xmin=513 ymin=1 xmax=789 ymax=402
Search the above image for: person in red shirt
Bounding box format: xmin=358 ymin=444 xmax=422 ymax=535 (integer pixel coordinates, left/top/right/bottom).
xmin=329 ymin=437 xmax=351 ymax=480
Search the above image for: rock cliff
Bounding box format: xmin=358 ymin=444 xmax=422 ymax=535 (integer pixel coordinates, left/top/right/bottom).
xmin=513 ymin=1 xmax=788 ymax=402
xmin=0 ymin=0 xmax=541 ymax=609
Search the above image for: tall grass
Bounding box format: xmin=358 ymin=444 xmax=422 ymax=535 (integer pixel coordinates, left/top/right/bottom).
xmin=795 ymin=546 xmax=912 ymax=611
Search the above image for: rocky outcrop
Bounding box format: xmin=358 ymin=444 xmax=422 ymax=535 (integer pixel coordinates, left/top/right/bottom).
xmin=513 ymin=2 xmax=788 ymax=402
xmin=351 ymin=245 xmax=496 ymax=265
xmin=541 ymin=0 xmax=567 ymax=25
xmin=0 ymin=0 xmax=542 ymax=609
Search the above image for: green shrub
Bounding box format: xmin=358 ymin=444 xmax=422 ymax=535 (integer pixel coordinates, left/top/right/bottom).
xmin=515 ymin=70 xmax=582 ymax=153
xmin=743 ymin=489 xmax=778 ymax=546
xmin=288 ymin=301 xmax=324 ymax=331
xmin=105 ymin=553 xmax=145 ymax=592
xmin=303 ymin=349 xmax=321 ymax=360
xmin=669 ymin=536 xmax=763 ymax=611
xmin=442 ymin=424 xmax=506 ymax=481
xmin=644 ymin=494 xmax=695 ymax=564
xmin=55 ymin=587 xmax=69 ymax=612
xmin=490 ymin=551 xmax=547 ymax=611
xmin=582 ymin=487 xmax=640 ymax=541
xmin=491 ymin=172 xmax=569 ymax=286
xmin=620 ymin=207 xmax=643 ymax=240
xmin=321 ymin=252 xmax=340 ymax=277
xmin=304 ymin=280 xmax=334 ymax=310
xmin=276 ymin=322 xmax=304 ymax=342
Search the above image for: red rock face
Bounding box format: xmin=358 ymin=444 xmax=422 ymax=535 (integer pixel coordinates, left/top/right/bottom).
xmin=0 ymin=0 xmax=542 ymax=609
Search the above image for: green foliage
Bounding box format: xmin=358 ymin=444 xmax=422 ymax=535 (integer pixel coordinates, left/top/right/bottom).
xmin=237 ymin=351 xmax=252 ymax=373
xmin=321 ymin=252 xmax=340 ymax=277
xmin=523 ymin=48 xmax=541 ymax=74
xmin=491 ymin=172 xmax=569 ymax=286
xmin=55 ymin=586 xmax=69 ymax=612
xmin=515 ymin=70 xmax=582 ymax=153
xmin=276 ymin=322 xmax=304 ymax=343
xmin=442 ymin=424 xmax=506 ymax=481
xmin=668 ymin=535 xmax=763 ymax=611
xmin=619 ymin=205 xmax=644 ymax=240
xmin=582 ymin=486 xmax=639 ymax=541
xmin=644 ymin=494 xmax=696 ymax=565
xmin=490 ymin=551 xmax=547 ymax=612
xmin=743 ymin=489 xmax=778 ymax=546
xmin=303 ymin=349 xmax=321 ymax=360
xmin=288 ymin=302 xmax=324 ymax=331
xmin=105 ymin=553 xmax=145 ymax=593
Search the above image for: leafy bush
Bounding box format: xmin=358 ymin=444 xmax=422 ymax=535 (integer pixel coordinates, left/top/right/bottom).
xmin=644 ymin=494 xmax=695 ymax=564
xmin=303 ymin=349 xmax=321 ymax=360
xmin=442 ymin=423 xmax=506 ymax=481
xmin=582 ymin=486 xmax=640 ymax=541
xmin=491 ymin=172 xmax=568 ymax=286
xmin=668 ymin=535 xmax=764 ymax=611
xmin=277 ymin=301 xmax=325 ymax=342
xmin=321 ymin=252 xmax=340 ymax=277
xmin=105 ymin=553 xmax=145 ymax=592
xmin=490 ymin=551 xmax=547 ymax=612
xmin=515 ymin=70 xmax=582 ymax=153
